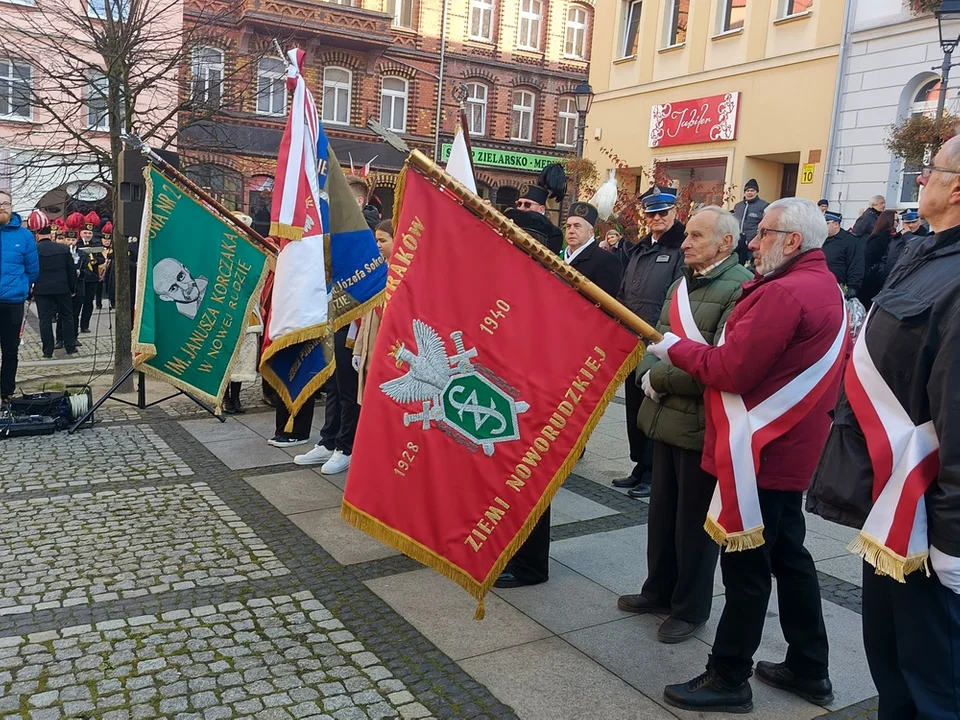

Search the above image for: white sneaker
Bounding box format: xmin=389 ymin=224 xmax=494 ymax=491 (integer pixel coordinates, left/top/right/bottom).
xmin=320 ymin=450 xmax=351 ymax=475
xmin=294 ymin=445 xmax=335 ymax=466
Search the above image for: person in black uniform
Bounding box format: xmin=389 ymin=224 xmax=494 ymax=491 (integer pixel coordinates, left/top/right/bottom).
xmin=822 ymin=210 xmax=864 ymax=299
xmin=34 ymin=222 xmax=78 ymax=358
xmin=77 ymin=211 xmax=102 ymax=333
xmin=495 ymin=201 xmax=622 ymax=589
xmin=884 ymin=209 xmax=926 ymax=274
xmin=505 ymin=184 xmax=564 ymax=255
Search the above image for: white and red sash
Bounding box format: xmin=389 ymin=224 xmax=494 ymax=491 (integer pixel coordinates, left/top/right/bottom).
xmin=671 ymin=277 xmax=847 ymax=550
xmin=844 ymin=309 xmax=940 ymax=580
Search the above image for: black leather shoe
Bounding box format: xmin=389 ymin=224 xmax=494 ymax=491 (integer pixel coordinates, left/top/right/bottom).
xmin=612 ymin=475 xmax=641 ymax=488
xmin=627 ymin=480 xmax=652 ymax=498
xmin=658 ymin=617 xmax=704 ymax=644
xmin=54 ymin=341 xmax=63 ymax=350
xmin=617 ymin=594 xmax=670 ymax=614
xmin=494 ymin=571 xmax=546 ymax=589
xmin=755 ymin=661 xmax=834 ymax=705
xmin=664 ymin=670 xmax=753 ymax=714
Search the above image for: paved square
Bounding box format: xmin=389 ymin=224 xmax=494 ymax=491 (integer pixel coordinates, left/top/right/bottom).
xmin=0 ymin=425 xmax=192 ymax=494
xmin=0 ymin=483 xmax=288 ymax=615
xmin=0 ymin=592 xmax=430 ymax=720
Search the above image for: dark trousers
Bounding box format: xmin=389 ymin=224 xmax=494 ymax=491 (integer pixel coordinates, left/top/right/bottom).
xmin=80 ymin=280 xmax=98 ymax=330
xmin=95 ymin=280 xmax=103 ymax=308
xmin=863 ymin=562 xmax=960 ymax=719
xmin=505 ymin=506 xmax=551 ymax=584
xmin=317 ymin=327 xmax=359 ymax=455
xmin=642 ymin=441 xmax=719 ymax=624
xmin=36 ymin=294 xmax=76 ymax=356
xmin=709 ymin=489 xmax=829 ymax=685
xmin=0 ymin=302 xmax=24 ymax=399
xmin=624 ymin=370 xmax=653 ymax=479
xmin=57 ymin=292 xmax=83 ymax=343
xmin=275 ymin=395 xmax=315 ymax=440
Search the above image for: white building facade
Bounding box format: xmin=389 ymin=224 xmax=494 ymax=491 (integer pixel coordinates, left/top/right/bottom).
xmin=826 ymin=0 xmax=958 ymax=226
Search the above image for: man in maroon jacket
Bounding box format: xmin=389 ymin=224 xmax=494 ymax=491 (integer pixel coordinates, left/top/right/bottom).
xmin=647 ymin=197 xmax=846 ymax=713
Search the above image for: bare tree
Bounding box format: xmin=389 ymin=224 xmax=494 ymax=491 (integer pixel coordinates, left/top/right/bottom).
xmin=0 ymin=0 xmax=273 ymax=389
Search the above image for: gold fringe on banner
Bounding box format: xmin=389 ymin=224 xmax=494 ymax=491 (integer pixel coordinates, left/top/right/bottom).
xmin=269 ymin=221 xmax=304 ymax=241
xmin=848 ymin=532 xmax=930 ymax=583
xmin=704 ymin=515 xmax=766 ymax=552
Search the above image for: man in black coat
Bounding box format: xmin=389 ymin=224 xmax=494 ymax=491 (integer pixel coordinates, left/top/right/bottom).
xmin=851 ymin=195 xmax=885 ymax=237
xmin=732 ymin=178 xmax=769 ymax=264
xmin=807 ymin=136 xmax=960 ymax=719
xmin=495 ymin=201 xmax=622 ymax=590
xmin=505 ymin=185 xmax=564 ymax=254
xmin=822 ymin=211 xmax=864 ymax=298
xmin=34 ymin=223 xmax=78 ymax=358
xmin=616 ymin=186 xmax=686 ymax=496
xmin=884 ymin=209 xmax=926 ymax=275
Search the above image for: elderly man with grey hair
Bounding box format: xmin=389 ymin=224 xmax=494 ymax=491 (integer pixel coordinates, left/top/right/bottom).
xmin=617 ymin=206 xmax=752 ymax=643
xmin=851 ymin=194 xmax=886 ymax=238
xmin=647 ymin=198 xmax=847 ymax=713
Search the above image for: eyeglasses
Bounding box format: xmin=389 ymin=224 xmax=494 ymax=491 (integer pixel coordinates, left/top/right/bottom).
xmin=756 ymin=228 xmax=796 ymax=241
xmin=516 ymin=200 xmax=537 ymax=209
xmin=920 ymin=164 xmax=960 ymax=180
xmin=0 ymin=203 xmax=11 ymax=209
xmin=644 ymin=209 xmax=672 ymax=218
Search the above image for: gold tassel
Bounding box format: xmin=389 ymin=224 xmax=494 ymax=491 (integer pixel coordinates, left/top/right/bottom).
xmin=392 ymin=164 xmax=408 ymax=233
xmin=847 ymin=533 xmax=929 ymax=583
xmin=269 ymin=221 xmax=304 ymax=241
xmin=704 ymin=515 xmax=766 ymax=551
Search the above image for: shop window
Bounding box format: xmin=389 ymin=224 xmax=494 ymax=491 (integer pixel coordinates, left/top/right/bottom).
xmin=388 ymin=0 xmax=414 ymax=28
xmin=86 ymin=71 xmax=109 ymax=131
xmin=719 ymin=0 xmax=745 ymax=32
xmin=557 ymin=97 xmax=577 ymax=148
xmin=322 ymin=67 xmax=352 ymax=126
xmin=496 ymin=185 xmax=519 ymax=211
xmin=185 ymin=165 xmax=242 ymax=211
xmin=469 ymin=0 xmax=495 ymax=41
xmin=664 ymin=0 xmax=688 ymax=46
xmin=657 ymin=159 xmax=727 ymax=209
xmin=779 ymin=0 xmax=812 ymax=18
xmin=465 ymin=82 xmax=488 ymax=136
xmin=565 ymin=6 xmax=589 ymax=59
xmin=256 ymin=57 xmax=286 ymax=117
xmin=517 ymin=0 xmax=542 ymax=51
xmin=380 ymin=77 xmax=408 ymax=133
xmin=191 ymin=46 xmax=223 ymax=107
xmin=621 ymin=0 xmax=642 ymax=58
xmin=899 ymin=79 xmax=940 ymax=206
xmin=510 ymin=89 xmax=535 ymax=142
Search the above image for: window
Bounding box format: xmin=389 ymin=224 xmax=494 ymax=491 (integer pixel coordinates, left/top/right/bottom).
xmin=511 ymin=89 xmax=535 ymax=142
xmin=719 ymin=0 xmax=746 ymax=32
xmin=469 ymin=0 xmax=495 ymax=41
xmin=86 ymin=71 xmax=109 ymax=130
xmin=192 ymin=46 xmax=223 ymax=106
xmin=517 ymin=0 xmax=542 ymax=51
xmin=465 ymin=82 xmax=487 ymax=135
xmin=780 ymin=0 xmax=812 ymax=18
xmin=665 ymin=0 xmax=688 ymax=46
xmin=388 ymin=0 xmax=413 ymax=28
xmin=621 ymin=1 xmax=642 ymax=58
xmin=557 ymin=97 xmax=578 ymax=148
xmin=565 ymin=6 xmax=588 ymax=58
xmin=256 ymin=58 xmax=286 ymax=116
xmin=185 ymin=165 xmax=243 ymax=211
xmin=322 ymin=67 xmax=352 ymax=125
xmin=380 ymin=77 xmax=408 ymax=132
xmin=0 ymin=60 xmax=31 ymax=120
xmin=900 ymin=79 xmax=940 ymax=205
xmin=88 ymin=0 xmax=130 ymax=20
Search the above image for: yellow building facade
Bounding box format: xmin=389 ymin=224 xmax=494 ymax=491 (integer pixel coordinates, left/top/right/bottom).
xmin=585 ymin=0 xmax=846 ymax=208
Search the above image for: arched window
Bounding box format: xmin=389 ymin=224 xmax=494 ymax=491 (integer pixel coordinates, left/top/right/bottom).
xmin=185 ymin=165 xmax=243 ymax=211
xmin=380 ymin=76 xmax=408 ymax=132
xmin=511 ymin=89 xmax=535 ymax=142
xmin=322 ymin=67 xmax=352 ymax=125
xmin=557 ymin=96 xmax=577 ymax=147
xmin=256 ymin=57 xmax=286 ymax=116
xmin=565 ymin=5 xmax=589 ymax=59
xmin=191 ymin=46 xmax=223 ymax=106
xmin=899 ymin=78 xmax=940 ymax=206
xmin=465 ymin=82 xmax=488 ymax=136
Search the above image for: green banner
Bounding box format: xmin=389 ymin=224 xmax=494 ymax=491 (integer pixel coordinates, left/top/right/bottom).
xmin=133 ymin=167 xmax=272 ymax=407
xmin=440 ymin=144 xmax=563 ymax=172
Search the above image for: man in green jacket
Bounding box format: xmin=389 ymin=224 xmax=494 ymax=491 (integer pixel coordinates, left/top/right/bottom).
xmin=618 ymin=205 xmax=753 ymax=643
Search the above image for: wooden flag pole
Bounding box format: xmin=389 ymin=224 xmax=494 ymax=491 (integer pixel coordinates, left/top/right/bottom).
xmin=403 ymin=149 xmax=663 ymax=344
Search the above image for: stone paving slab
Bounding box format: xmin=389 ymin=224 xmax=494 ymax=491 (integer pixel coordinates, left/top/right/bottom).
xmin=816 ymin=555 xmax=864 ymax=588
xmin=0 ymin=483 xmax=288 ymax=616
xmin=291 ymin=509 xmax=401 ymax=565
xmin=0 ymin=425 xmax=191 ymax=494
xmin=551 ymin=488 xmax=619 ymax=524
xmin=0 ymin=591 xmax=430 ymax=720
xmin=246 ymin=470 xmax=345 ymax=515
xmin=203 ymin=437 xmax=295 ymax=470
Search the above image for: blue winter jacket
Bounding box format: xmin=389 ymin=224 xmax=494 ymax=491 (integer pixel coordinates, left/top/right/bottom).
xmin=0 ymin=213 xmax=40 ymax=303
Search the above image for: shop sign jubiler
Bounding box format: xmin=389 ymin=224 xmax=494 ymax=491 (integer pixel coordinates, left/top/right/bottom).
xmin=648 ymin=92 xmax=741 ymax=149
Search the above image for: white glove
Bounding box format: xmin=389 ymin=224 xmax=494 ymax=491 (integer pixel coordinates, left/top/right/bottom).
xmin=647 ymin=332 xmax=681 ymax=366
xmin=351 ymin=355 xmax=361 ymax=372
xmin=931 ymin=545 xmax=960 ymax=595
xmin=641 ymin=370 xmax=661 ymax=403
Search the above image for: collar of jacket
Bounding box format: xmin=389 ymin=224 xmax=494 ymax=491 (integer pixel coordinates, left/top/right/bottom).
xmin=923 ymin=222 xmax=960 ymax=253
xmin=567 ymin=238 xmax=596 ymax=264
xmin=683 ymin=253 xmax=740 ymax=286
xmin=640 ymin=219 xmax=685 ymax=250
xmin=740 ymin=249 xmax=826 ymax=296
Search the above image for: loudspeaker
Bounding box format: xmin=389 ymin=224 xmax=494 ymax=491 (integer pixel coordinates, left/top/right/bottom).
xmin=117 ymin=148 xmax=179 ymax=237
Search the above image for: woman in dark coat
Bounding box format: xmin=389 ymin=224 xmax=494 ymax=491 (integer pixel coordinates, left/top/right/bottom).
xmin=860 ymin=210 xmax=898 ymax=309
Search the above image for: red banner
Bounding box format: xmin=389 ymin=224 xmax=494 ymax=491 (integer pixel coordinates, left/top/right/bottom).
xmin=342 ymin=169 xmax=640 ymax=617
xmin=648 ymin=92 xmax=740 ymax=148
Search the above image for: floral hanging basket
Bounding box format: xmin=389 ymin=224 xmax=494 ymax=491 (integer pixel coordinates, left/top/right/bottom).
xmin=886 ymin=113 xmax=960 ymax=164
xmin=910 ymin=0 xmax=944 ymax=14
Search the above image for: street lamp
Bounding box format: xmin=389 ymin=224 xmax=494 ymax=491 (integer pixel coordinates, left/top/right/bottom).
xmin=935 ymin=0 xmax=960 ymax=120
xmin=571 ymin=80 xmax=594 ymax=203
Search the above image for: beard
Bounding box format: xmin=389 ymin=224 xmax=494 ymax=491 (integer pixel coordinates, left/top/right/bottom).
xmin=755 ymin=238 xmax=786 ymax=276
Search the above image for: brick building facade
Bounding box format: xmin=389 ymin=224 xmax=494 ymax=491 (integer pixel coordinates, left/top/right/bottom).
xmin=181 ymin=0 xmax=592 ymax=230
